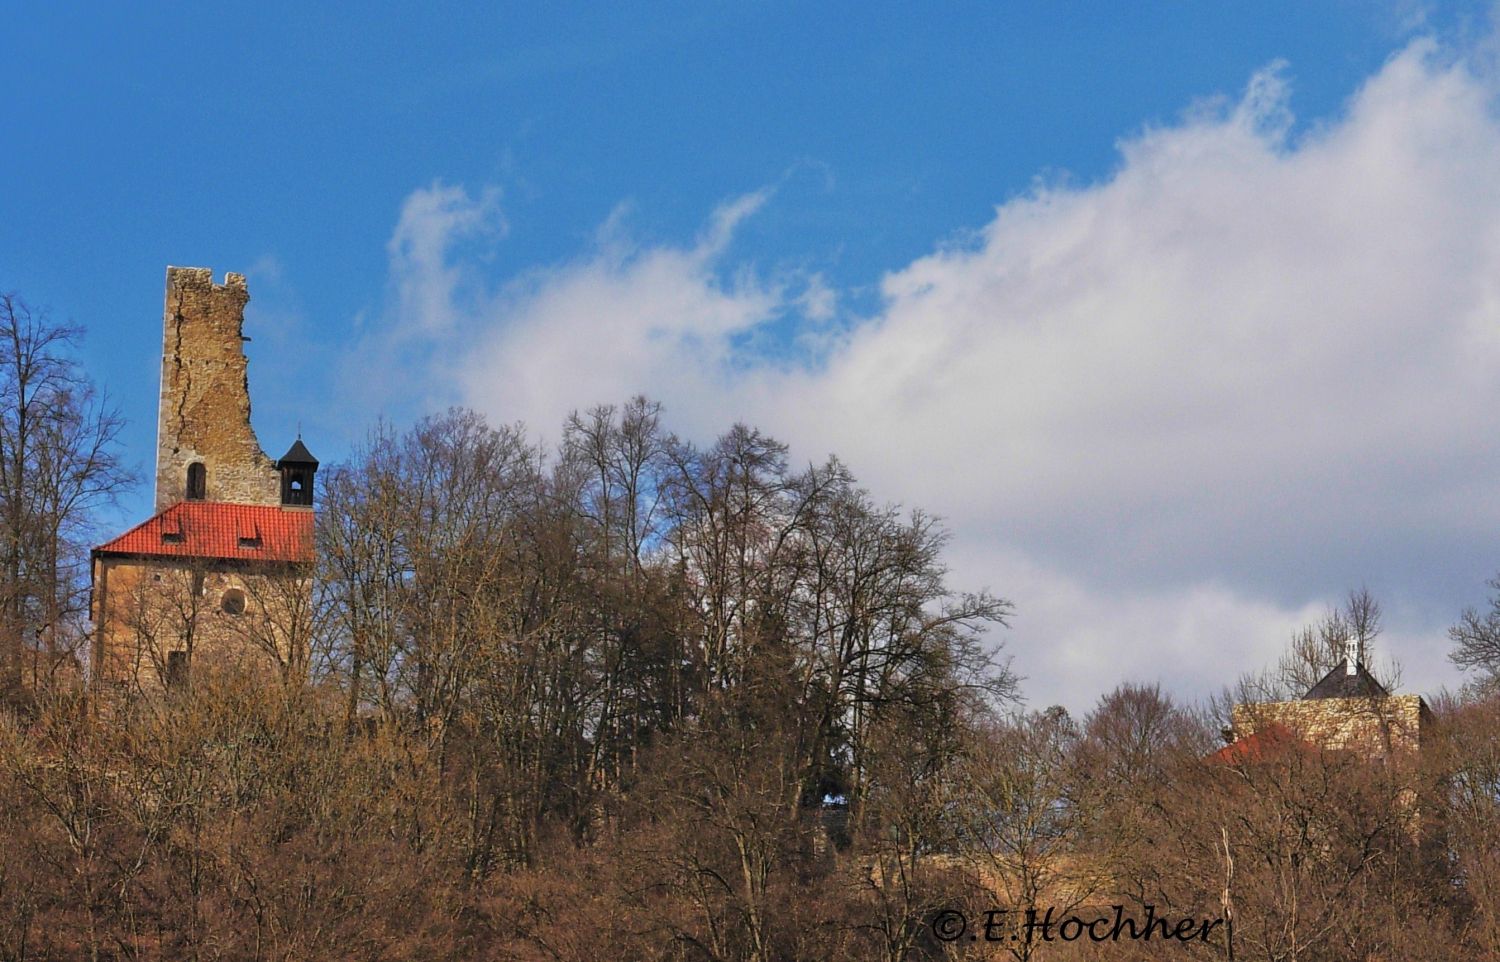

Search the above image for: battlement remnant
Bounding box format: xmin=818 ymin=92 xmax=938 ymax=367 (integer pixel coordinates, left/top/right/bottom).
xmin=154 ymin=266 xmax=279 ymax=511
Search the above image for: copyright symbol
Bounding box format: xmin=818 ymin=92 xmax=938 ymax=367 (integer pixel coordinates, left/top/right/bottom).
xmin=932 ymin=909 xmax=967 ymax=942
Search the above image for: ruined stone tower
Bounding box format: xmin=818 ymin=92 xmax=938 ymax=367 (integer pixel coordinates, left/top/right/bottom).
xmin=91 ymin=268 xmax=316 ymax=691
xmin=153 ymin=267 xmax=281 ymax=511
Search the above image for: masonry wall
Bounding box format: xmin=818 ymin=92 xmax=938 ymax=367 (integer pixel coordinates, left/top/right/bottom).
xmin=154 ymin=267 xmax=279 ymax=511
xmin=1232 ymin=694 xmax=1428 ymax=759
xmin=92 ymin=555 xmax=310 ymax=690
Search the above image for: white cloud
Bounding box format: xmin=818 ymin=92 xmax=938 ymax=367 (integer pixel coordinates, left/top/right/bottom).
xmin=386 ymin=181 xmax=505 ymax=338
xmin=361 ymin=39 xmax=1500 ymax=710
xmin=454 ymin=189 xmax=787 ymax=440
xmin=778 ymin=43 xmax=1500 ymax=582
xmin=945 ymin=541 xmax=1327 ymax=711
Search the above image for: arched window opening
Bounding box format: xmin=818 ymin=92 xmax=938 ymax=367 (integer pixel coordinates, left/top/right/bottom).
xmin=186 ymin=462 xmax=206 ymax=501
xmin=221 ymin=588 xmax=246 ymax=616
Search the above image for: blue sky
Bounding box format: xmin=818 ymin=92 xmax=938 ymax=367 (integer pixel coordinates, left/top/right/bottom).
xmin=6 ymin=1 xmax=1500 ymax=709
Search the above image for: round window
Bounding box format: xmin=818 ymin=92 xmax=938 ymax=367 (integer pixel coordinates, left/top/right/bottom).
xmin=221 ymin=588 xmax=246 ymax=615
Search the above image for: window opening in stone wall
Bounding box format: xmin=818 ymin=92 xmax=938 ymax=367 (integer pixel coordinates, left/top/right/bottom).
xmin=221 ymin=588 xmax=246 ymax=615
xmin=186 ymin=462 xmax=206 ymax=501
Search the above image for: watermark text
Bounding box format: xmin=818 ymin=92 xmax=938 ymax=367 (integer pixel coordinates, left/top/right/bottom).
xmin=931 ymin=905 xmax=1224 ymax=946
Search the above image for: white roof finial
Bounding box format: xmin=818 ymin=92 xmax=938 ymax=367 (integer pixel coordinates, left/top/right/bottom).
xmin=1344 ymin=632 xmax=1360 ymax=676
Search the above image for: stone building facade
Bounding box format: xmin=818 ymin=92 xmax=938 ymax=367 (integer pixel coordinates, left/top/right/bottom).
xmin=1226 ymin=652 xmax=1432 ymax=761
xmin=1230 ymin=691 xmax=1429 ymax=759
xmin=91 ymin=268 xmax=316 ymax=691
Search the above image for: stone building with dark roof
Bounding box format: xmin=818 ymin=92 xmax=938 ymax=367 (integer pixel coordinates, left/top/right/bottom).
xmin=90 ymin=268 xmax=317 ymax=691
xmin=1225 ymin=639 xmax=1432 ymax=761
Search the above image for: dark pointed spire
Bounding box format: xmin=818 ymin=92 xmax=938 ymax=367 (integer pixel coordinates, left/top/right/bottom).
xmin=277 ymin=438 xmax=318 ymax=469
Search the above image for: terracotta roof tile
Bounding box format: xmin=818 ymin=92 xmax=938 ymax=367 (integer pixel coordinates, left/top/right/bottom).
xmin=94 ymin=502 xmax=312 ymax=563
xmin=1207 ymin=723 xmax=1309 ymax=765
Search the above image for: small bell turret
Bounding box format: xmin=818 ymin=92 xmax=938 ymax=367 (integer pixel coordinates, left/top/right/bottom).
xmin=276 ymin=437 xmax=318 ymax=508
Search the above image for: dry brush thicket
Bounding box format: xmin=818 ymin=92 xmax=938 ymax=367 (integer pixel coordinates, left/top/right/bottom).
xmin=1 ymin=299 xmax=1499 ymax=959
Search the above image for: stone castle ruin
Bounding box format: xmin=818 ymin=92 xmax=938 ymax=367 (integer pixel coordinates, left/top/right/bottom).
xmin=90 ymin=268 xmax=316 ymax=691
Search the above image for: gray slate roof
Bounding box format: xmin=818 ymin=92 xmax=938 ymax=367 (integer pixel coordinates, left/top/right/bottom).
xmin=1303 ymin=659 xmax=1389 ymax=700
xmin=277 ymin=438 xmax=319 ymax=467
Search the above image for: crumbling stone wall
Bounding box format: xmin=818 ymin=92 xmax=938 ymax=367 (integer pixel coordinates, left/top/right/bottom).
xmin=154 ymin=267 xmax=279 ymax=511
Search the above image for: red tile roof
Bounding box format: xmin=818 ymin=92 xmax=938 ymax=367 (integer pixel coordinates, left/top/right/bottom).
xmin=1207 ymin=723 xmax=1308 ymax=765
xmin=94 ymin=502 xmax=313 ymax=564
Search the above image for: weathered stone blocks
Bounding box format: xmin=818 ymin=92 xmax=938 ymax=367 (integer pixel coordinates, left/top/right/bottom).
xmin=154 ymin=266 xmax=279 ymax=510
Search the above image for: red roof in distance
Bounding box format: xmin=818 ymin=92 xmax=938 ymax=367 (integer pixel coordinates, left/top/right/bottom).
xmin=94 ymin=502 xmax=313 ymax=564
xmin=1207 ymin=723 xmax=1310 ymax=765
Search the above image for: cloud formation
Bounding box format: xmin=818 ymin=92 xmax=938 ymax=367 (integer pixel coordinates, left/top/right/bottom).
xmin=386 ymin=181 xmax=506 ymax=339
xmin=366 ymin=40 xmax=1500 ymax=710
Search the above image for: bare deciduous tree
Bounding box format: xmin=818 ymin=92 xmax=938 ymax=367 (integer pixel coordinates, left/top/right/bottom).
xmin=1450 ymin=576 xmax=1500 ymax=698
xmin=0 ymin=293 xmax=129 ymax=698
xmin=1222 ymin=587 xmax=1400 ymax=711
